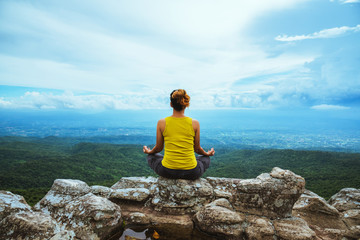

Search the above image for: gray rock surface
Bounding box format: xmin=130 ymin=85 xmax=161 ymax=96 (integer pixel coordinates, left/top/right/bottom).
xmin=245 ymin=215 xmax=275 ymax=240
xmin=110 ymin=188 xmax=150 ymax=201
xmin=0 ymin=191 xmax=60 ymax=240
xmin=0 ymin=210 xmax=58 ymax=240
xmin=0 ymin=191 xmax=32 ymax=221
xmin=127 ymin=212 xmax=151 ymax=225
xmin=194 ymin=198 xmax=245 ymax=238
xmin=34 ymin=179 xmax=91 ymax=214
xmin=328 ymin=188 xmax=360 ymax=239
xmin=293 ymin=190 xmax=347 ymax=240
xmin=328 ymin=188 xmax=360 ymax=212
xmin=150 ymin=177 xmax=214 ymax=214
xmin=273 ymin=217 xmax=316 ymax=240
xmin=49 ymin=230 xmax=76 ymax=240
xmin=111 ymin=176 xmax=158 ymax=190
xmin=35 ymin=179 xmax=122 ymax=240
xmin=207 ymin=167 xmax=305 ymax=218
xmin=90 ymin=185 xmax=113 ymax=198
xmin=1 ymin=168 xmax=359 ymax=240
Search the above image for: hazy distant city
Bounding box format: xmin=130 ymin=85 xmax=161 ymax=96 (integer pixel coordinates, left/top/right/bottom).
xmin=1 ymin=109 xmax=359 ymax=152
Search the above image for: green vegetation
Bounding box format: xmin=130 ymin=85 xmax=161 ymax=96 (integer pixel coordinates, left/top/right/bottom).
xmin=0 ymin=136 xmax=359 ymax=206
xmin=0 ymin=137 xmax=154 ymax=205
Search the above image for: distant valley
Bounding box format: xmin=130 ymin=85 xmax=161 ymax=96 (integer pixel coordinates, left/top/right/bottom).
xmin=1 ymin=109 xmax=360 ymax=152
xmin=0 ymin=136 xmax=359 ymax=206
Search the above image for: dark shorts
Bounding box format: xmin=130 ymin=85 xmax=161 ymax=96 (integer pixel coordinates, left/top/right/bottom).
xmin=147 ymin=153 xmax=211 ymax=180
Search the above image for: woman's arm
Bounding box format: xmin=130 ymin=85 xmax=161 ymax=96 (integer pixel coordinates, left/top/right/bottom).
xmin=143 ymin=119 xmax=165 ymax=154
xmin=193 ymin=119 xmax=215 ymax=156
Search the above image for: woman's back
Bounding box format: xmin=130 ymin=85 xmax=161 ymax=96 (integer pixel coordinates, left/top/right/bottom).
xmin=143 ymin=89 xmax=214 ymax=180
xmin=162 ymin=116 xmax=197 ymax=170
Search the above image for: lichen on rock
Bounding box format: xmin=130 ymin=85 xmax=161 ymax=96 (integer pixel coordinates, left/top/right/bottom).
xmin=194 ymin=198 xmax=245 ymax=238
xmin=34 ymin=179 xmax=122 ymax=240
xmin=0 ymin=191 xmax=32 ymax=221
xmin=150 ymin=177 xmax=214 ymax=214
xmin=328 ymin=187 xmax=360 ymax=239
xmin=1 ymin=167 xmax=359 ymax=240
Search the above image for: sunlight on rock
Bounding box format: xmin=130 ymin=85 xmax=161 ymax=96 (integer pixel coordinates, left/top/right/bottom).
xmin=1 ymin=168 xmax=359 ymax=239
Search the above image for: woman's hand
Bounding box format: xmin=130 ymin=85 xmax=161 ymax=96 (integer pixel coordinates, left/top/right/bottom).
xmin=143 ymin=146 xmax=151 ymax=154
xmin=206 ymin=148 xmax=215 ymax=156
xmin=143 ymin=119 xmax=165 ymax=155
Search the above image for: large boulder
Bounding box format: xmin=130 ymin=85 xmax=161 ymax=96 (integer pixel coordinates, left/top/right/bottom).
xmin=194 ymin=198 xmax=317 ymax=240
xmin=62 ymin=193 xmax=122 ymax=239
xmin=328 ymin=188 xmax=360 ymax=239
xmin=194 ymin=198 xmax=245 ymax=239
xmin=293 ymin=190 xmax=347 ymax=239
xmin=328 ymin=188 xmax=360 ymax=212
xmin=207 ymin=167 xmax=305 ymax=218
xmin=111 ymin=177 xmax=198 ymax=239
xmin=0 ymin=191 xmax=32 ymax=221
xmin=148 ymin=167 xmax=305 ymax=217
xmin=0 ymin=191 xmax=62 ymax=240
xmin=244 ymin=215 xmax=275 ymax=240
xmin=34 ymin=179 xmax=91 ymax=214
xmin=342 ymin=209 xmax=360 ymax=228
xmin=110 ymin=177 xmax=157 ymax=202
xmin=35 ymin=179 xmax=122 ymax=240
xmin=90 ymin=185 xmax=113 ymax=198
xmin=150 ymin=177 xmax=214 ymax=214
xmin=272 ymin=217 xmax=316 ymax=240
xmin=0 ymin=211 xmax=58 ymax=240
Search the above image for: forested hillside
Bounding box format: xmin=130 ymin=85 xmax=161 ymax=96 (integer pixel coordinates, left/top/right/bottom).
xmin=0 ymin=136 xmax=359 ymax=205
xmin=0 ymin=137 xmax=154 ymax=205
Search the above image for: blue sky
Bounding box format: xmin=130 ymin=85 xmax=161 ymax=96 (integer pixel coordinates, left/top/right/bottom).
xmin=0 ymin=0 xmax=359 ymax=110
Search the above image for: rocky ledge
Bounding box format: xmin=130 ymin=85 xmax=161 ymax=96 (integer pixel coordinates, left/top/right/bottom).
xmin=0 ymin=167 xmax=359 ymax=240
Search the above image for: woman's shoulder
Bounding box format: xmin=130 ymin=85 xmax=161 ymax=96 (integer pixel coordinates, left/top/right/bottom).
xmin=192 ymin=118 xmax=200 ymax=130
xmin=191 ymin=118 xmax=199 ymax=124
xmin=157 ymin=118 xmax=166 ymax=132
xmin=158 ymin=118 xmax=166 ymax=124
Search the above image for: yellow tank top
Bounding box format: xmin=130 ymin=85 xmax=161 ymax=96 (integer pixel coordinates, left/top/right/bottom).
xmin=162 ymin=116 xmax=197 ymax=170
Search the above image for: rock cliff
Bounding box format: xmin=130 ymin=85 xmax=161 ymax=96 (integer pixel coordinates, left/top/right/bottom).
xmin=0 ymin=167 xmax=359 ymax=240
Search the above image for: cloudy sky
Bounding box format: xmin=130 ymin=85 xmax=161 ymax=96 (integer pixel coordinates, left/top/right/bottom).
xmin=0 ymin=0 xmax=359 ymax=110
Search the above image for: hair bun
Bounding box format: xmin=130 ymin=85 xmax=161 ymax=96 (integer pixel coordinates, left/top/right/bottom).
xmin=170 ymin=89 xmax=190 ymax=111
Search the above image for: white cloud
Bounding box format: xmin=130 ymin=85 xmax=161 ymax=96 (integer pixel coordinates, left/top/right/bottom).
xmin=275 ymin=24 xmax=360 ymax=41
xmin=0 ymin=97 xmax=12 ymax=108
xmin=0 ymin=0 xmax=312 ymax=94
xmin=340 ymin=0 xmax=360 ymax=3
xmin=0 ymin=90 xmax=256 ymax=110
xmin=0 ymin=0 xmax=359 ymax=110
xmin=311 ymin=104 xmax=350 ymax=110
xmin=73 ymin=0 xmax=307 ymax=46
xmin=330 ymin=0 xmax=360 ymax=3
xmin=4 ymin=91 xmax=170 ymax=110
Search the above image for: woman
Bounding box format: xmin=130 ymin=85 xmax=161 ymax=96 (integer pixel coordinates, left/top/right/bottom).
xmin=143 ymin=89 xmax=215 ymax=180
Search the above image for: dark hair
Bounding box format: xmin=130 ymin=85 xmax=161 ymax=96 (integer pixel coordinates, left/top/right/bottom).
xmin=170 ymin=89 xmax=190 ymax=111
